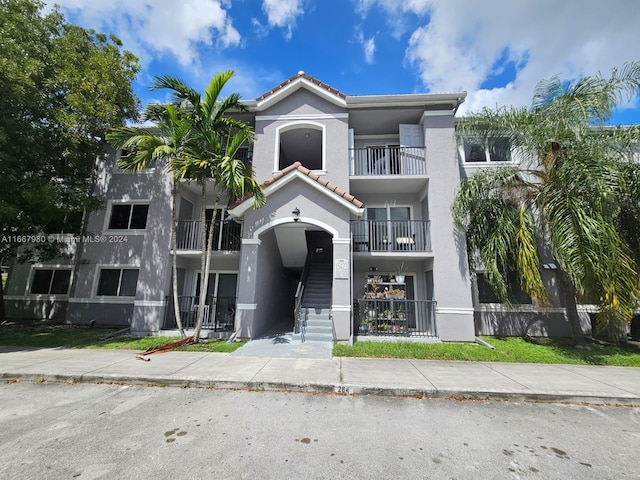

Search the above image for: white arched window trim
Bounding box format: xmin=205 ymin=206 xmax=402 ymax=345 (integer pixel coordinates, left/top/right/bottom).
xmin=273 ymin=120 xmax=326 ymax=174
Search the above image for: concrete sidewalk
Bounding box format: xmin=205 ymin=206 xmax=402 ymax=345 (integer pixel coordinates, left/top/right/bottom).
xmin=1 ymin=345 xmax=639 ymax=405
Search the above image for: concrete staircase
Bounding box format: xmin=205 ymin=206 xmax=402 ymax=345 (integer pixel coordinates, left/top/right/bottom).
xmin=294 ymin=263 xmax=333 ymax=342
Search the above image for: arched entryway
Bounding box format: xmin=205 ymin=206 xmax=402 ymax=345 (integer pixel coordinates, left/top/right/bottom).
xmin=249 ymin=218 xmax=334 ymax=338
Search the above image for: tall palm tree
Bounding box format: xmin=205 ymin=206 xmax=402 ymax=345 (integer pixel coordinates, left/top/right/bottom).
xmin=150 ymin=71 xmax=265 ymax=341
xmin=189 ymin=125 xmax=265 ymax=340
xmin=107 ymin=101 xmax=194 ymax=338
xmin=452 ymin=62 xmax=640 ymax=344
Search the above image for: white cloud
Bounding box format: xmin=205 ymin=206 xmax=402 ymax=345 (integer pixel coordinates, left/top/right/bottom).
xmin=261 ymin=0 xmax=304 ymax=40
xmin=44 ymin=0 xmax=241 ymax=67
xmin=359 ymin=0 xmax=640 ymax=116
xmin=356 ymin=31 xmax=376 ymax=64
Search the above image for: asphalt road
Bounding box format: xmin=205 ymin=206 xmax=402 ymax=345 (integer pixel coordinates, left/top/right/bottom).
xmin=1 ymin=382 xmax=639 ymax=479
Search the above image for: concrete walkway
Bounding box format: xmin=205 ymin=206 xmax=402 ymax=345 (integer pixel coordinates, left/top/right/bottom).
xmin=1 ymin=345 xmax=639 ymax=405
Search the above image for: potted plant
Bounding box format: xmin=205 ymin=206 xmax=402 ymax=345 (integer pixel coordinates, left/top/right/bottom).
xmin=385 ymin=288 xmax=405 ymax=299
xmin=358 ymin=317 xmax=370 ymax=334
xmin=394 ymin=263 xmax=408 ymax=283
xmin=384 ymin=309 xmax=393 ymax=320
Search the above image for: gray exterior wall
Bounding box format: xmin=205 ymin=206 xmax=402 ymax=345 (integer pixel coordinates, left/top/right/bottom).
xmin=423 ymin=113 xmax=475 ymax=341
xmin=66 ymin=154 xmax=173 ymax=333
xmin=236 ymin=176 xmax=353 ymax=340
xmin=475 ymin=309 xmax=593 ymax=337
xmin=4 ymin=254 xmax=74 ymax=321
xmin=251 ymin=229 xmax=291 ymax=337
xmin=253 ymin=89 xmax=350 ymax=191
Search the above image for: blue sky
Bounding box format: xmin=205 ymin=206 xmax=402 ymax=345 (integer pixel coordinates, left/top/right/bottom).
xmin=44 ymin=0 xmax=640 ymax=124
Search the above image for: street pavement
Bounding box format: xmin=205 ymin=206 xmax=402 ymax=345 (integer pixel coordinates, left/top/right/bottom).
xmin=1 ymin=343 xmax=639 ymax=405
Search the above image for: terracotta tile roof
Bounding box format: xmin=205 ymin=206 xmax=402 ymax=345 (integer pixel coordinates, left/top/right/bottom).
xmin=229 ymin=161 xmax=364 ymax=210
xmin=256 ymin=71 xmax=346 ymax=102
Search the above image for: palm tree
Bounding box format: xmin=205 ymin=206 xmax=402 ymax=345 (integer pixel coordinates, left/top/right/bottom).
xmin=107 ymin=101 xmax=194 ymax=338
xmin=150 ymin=71 xmax=265 ymax=341
xmin=452 ymin=62 xmax=640 ymax=344
xmin=189 ymin=126 xmax=265 ymax=340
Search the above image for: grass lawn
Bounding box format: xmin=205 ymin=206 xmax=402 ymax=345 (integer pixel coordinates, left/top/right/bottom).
xmin=333 ymin=336 xmax=640 ymax=367
xmin=0 ymin=322 xmax=244 ymax=353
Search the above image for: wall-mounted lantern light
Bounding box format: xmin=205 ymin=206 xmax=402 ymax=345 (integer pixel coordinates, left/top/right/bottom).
xmin=292 ymin=207 xmax=300 ymax=222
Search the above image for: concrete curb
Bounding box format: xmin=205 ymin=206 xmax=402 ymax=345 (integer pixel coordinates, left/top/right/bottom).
xmin=3 ymin=371 xmax=639 ymax=407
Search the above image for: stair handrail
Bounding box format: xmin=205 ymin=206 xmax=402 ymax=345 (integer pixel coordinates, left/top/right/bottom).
xmin=294 ymin=251 xmax=313 ymax=338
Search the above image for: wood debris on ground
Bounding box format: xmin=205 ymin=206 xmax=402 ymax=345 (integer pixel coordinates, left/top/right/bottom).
xmin=135 ymin=336 xmax=196 ymax=361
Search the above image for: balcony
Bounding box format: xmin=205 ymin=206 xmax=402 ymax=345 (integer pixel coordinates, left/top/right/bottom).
xmin=163 ymin=295 xmax=236 ymax=331
xmin=350 ymin=146 xmax=426 ymax=176
xmin=176 ymin=220 xmax=241 ymax=251
xmin=355 ymin=299 xmax=437 ymax=337
xmin=351 ymin=220 xmax=431 ymax=253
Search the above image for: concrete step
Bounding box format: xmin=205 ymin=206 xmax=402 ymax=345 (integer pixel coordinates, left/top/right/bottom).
xmin=305 ymin=326 xmax=333 ymax=335
xmin=292 ymin=332 xmax=333 ymax=342
xmin=301 ymin=308 xmax=330 ymax=316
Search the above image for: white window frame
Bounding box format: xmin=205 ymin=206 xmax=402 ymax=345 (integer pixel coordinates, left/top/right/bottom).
xmin=273 ymin=121 xmax=326 ymax=174
xmin=92 ymin=264 xmax=140 ymax=300
xmin=26 ymin=265 xmax=73 ymax=298
xmin=103 ymin=200 xmax=151 ymax=234
xmin=113 ymin=150 xmax=158 ymax=174
xmin=193 ymin=270 xmax=239 ymax=298
xmin=460 ymin=137 xmax=513 ymax=165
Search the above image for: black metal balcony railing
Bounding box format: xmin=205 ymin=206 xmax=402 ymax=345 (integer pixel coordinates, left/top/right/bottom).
xmin=350 ymin=146 xmax=426 ymax=176
xmin=355 ymin=299 xmax=437 ymax=337
xmin=163 ymin=295 xmax=236 ymax=331
xmin=176 ymin=220 xmax=241 ymax=251
xmin=351 ymin=220 xmax=431 ymax=252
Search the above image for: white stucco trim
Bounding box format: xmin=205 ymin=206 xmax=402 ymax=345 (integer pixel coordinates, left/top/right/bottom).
xmin=68 ymin=297 xmax=135 ymax=304
xmin=236 ymin=303 xmax=258 ymax=310
xmin=91 ymin=263 xmax=140 ymax=299
xmin=255 ymin=77 xmax=348 ymax=110
xmin=101 ymin=199 xmax=152 ymax=233
xmin=134 ymin=300 xmax=166 ymax=307
xmin=252 ymin=216 xmax=339 ymax=240
xmin=241 ymin=238 xmax=262 ymax=245
xmin=331 ymin=305 xmax=352 ymax=312
xmin=24 ymin=265 xmax=74 ymax=297
xmin=229 ymin=169 xmax=365 ymax=218
xmin=332 ymin=238 xmax=351 ymax=244
xmin=4 ymin=295 xmax=69 ymax=301
xmin=273 ymin=121 xmax=326 ymax=172
xmin=422 ymin=110 xmax=454 ymax=117
xmin=256 ymin=113 xmax=348 ymax=121
xmin=436 ymin=307 xmax=474 ymax=315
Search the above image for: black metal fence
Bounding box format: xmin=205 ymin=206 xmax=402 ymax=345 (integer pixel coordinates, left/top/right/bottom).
xmin=352 ymin=220 xmax=431 ymax=252
xmin=355 ymin=299 xmax=437 ymax=337
xmin=176 ymin=220 xmax=241 ymax=251
xmin=163 ymin=295 xmax=236 ymax=331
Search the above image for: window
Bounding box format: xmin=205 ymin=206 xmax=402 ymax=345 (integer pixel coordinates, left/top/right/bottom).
xmin=366 ymin=206 xmax=413 ymax=251
xmin=476 ymin=272 xmax=531 ymax=304
xmin=97 ymin=268 xmax=139 ymax=296
xmin=108 ymin=204 xmax=149 ymax=230
xmin=30 ymin=269 xmax=71 ymax=295
xmin=463 ymin=138 xmax=511 ymax=163
xmin=276 ymin=123 xmax=324 ymax=171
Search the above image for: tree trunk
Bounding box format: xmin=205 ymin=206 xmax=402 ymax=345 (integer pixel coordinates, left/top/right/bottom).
xmin=195 ymin=179 xmax=208 ymax=343
xmin=557 ymin=268 xmax=585 ymax=345
xmin=171 ymin=181 xmax=186 ymax=338
xmin=194 ymin=190 xmax=219 ymax=341
xmin=0 ymin=270 xmax=6 ymax=323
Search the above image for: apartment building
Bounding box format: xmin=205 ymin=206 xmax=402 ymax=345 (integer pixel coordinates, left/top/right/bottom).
xmin=5 ymin=71 xmax=539 ymax=342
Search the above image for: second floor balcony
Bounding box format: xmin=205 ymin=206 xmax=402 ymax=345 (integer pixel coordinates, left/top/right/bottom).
xmin=350 ymin=146 xmax=426 ymax=177
xmin=176 ymin=220 xmax=241 ymax=252
xmin=352 ymin=220 xmax=431 ymax=253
